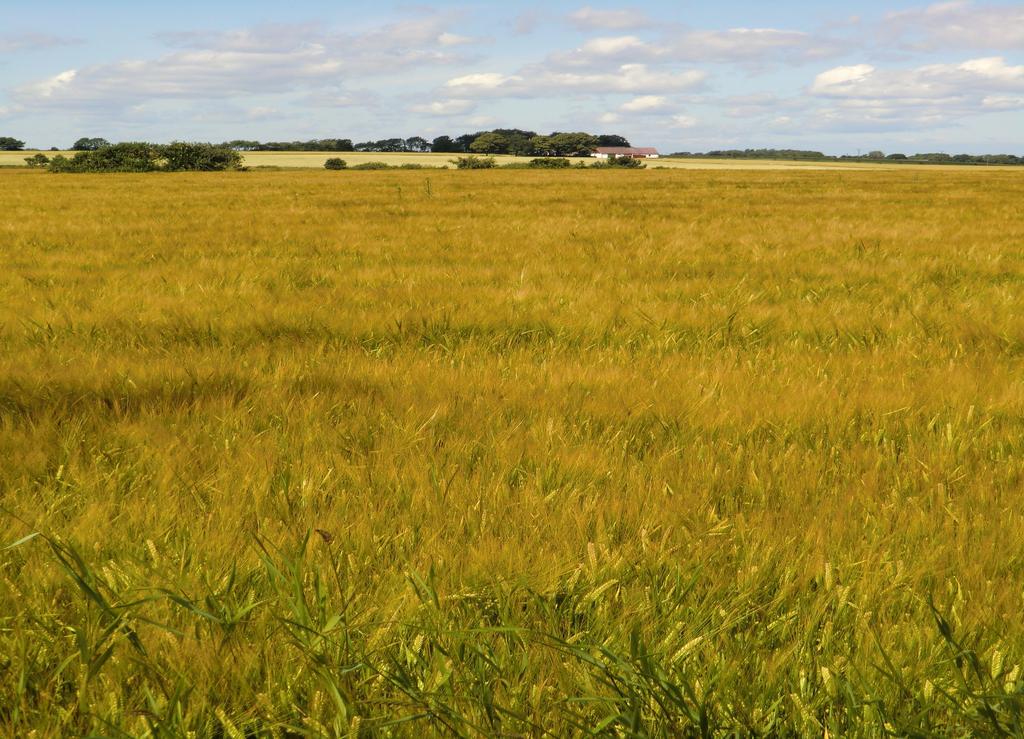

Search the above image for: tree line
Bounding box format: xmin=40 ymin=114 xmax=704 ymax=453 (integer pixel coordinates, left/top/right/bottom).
xmin=6 ymin=134 xmax=1022 ymax=166
xmin=220 ymin=130 xmax=632 ymax=156
xmin=2 ymin=131 xmax=632 ymax=157
xmin=669 ymin=148 xmax=1024 ymax=166
xmin=24 ymin=143 xmax=242 ymax=172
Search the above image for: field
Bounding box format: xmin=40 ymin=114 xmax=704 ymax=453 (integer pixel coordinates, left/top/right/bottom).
xmin=2 ymin=167 xmax=1024 ymax=735
xmin=2 ymin=149 xmax=997 ymax=171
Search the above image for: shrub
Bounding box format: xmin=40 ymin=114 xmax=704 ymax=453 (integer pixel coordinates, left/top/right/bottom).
xmin=161 ymin=142 xmax=242 ymax=171
xmin=592 ymin=156 xmax=646 ymax=169
xmin=48 ymin=143 xmax=163 ymax=173
xmin=48 ymin=142 xmax=241 ymax=173
xmin=24 ymin=154 xmax=50 ymax=169
xmin=451 ymin=156 xmax=496 ymax=169
xmin=71 ymin=137 xmax=111 ymax=151
xmin=528 ymin=157 xmax=571 ymax=169
xmin=350 ymin=162 xmax=392 ymax=170
xmin=324 ymin=158 xmax=347 ymax=170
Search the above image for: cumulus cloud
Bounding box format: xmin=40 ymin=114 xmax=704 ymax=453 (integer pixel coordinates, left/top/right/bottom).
xmin=567 ymin=7 xmax=653 ymax=31
xmin=0 ymin=33 xmax=80 ymax=54
xmin=620 ymin=94 xmax=669 ymax=112
xmin=445 ymin=63 xmax=705 ymax=97
xmin=548 ymin=27 xmax=848 ymax=69
xmin=811 ymin=57 xmax=1024 ymax=100
xmin=11 ymin=19 xmax=476 ymax=111
xmin=666 ymin=27 xmax=850 ymax=63
xmin=803 ymin=56 xmax=1024 ymax=132
xmin=409 ymin=99 xmax=476 ymax=116
xmin=885 ymin=2 xmax=1024 ymax=50
xmin=547 ymin=35 xmax=663 ymax=68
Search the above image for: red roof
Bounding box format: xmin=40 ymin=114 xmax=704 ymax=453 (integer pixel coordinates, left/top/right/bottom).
xmin=595 ymin=147 xmax=659 ymax=155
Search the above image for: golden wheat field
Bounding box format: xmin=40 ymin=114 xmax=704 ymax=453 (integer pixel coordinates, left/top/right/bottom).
xmin=2 ymin=167 xmax=1024 ymax=735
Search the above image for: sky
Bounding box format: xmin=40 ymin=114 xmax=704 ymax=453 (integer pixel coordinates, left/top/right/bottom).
xmin=1 ymin=1 xmax=1022 ymax=154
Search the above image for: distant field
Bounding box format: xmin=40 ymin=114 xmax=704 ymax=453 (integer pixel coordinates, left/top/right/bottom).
xmin=5 ymin=149 xmax=1014 ymax=170
xmin=3 ymin=168 xmax=1024 ymax=735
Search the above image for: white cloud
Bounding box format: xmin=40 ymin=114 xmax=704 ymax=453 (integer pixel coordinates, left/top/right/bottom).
xmin=298 ymin=88 xmax=369 ymax=108
xmin=670 ymin=114 xmax=698 ymax=128
xmin=812 ymin=57 xmax=1024 ymax=100
xmin=885 ymin=2 xmax=1024 ymax=50
xmin=0 ymin=33 xmax=80 ymax=54
xmin=548 ymin=27 xmax=847 ymax=69
xmin=667 ymin=28 xmax=850 ymax=63
xmin=438 ymin=32 xmax=474 ymax=47
xmin=803 ymin=56 xmax=1024 ymax=132
xmin=409 ymin=99 xmax=476 ymax=116
xmin=446 ymin=63 xmax=705 ymax=97
xmin=983 ymin=94 xmax=1024 ymax=109
xmin=245 ymin=106 xmax=284 ymax=120
xmin=445 ymin=72 xmax=521 ymax=90
xmin=546 ymin=35 xmax=663 ymax=68
xmin=568 ymin=7 xmax=653 ymax=31
xmin=811 ymin=64 xmax=875 ymax=93
xmin=11 ymin=19 xmax=476 ymax=111
xmin=22 ymin=69 xmax=79 ymax=98
xmin=621 ymin=94 xmax=669 ymax=111
xmin=581 ymin=35 xmax=653 ymax=57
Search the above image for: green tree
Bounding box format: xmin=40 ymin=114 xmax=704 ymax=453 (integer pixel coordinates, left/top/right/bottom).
xmin=324 ymin=158 xmax=347 ymax=170
xmin=506 ymin=135 xmax=536 ymax=156
xmin=49 ymin=143 xmax=162 ymax=172
xmin=71 ymin=137 xmax=111 ymax=151
xmin=431 ymin=136 xmax=461 ymax=153
xmin=455 ymin=133 xmax=479 ymax=151
xmin=529 ymin=136 xmax=555 ymax=156
xmin=160 ymin=142 xmax=242 ymax=171
xmin=597 ymin=134 xmax=631 ymax=147
xmin=24 ymin=153 xmax=50 ymax=168
xmin=548 ymin=132 xmax=599 ymax=156
xmin=470 ymin=133 xmax=510 ymax=154
xmin=0 ymin=136 xmax=26 ymax=151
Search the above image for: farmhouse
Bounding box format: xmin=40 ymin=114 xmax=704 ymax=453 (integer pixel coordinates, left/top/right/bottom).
xmin=593 ymin=147 xmax=660 ymax=160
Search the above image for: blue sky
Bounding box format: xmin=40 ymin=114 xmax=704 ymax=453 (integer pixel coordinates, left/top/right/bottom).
xmin=1 ymin=1 xmax=1022 ymax=153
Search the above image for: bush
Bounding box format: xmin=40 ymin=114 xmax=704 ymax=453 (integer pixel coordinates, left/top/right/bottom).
xmin=451 ymin=156 xmax=496 ymax=169
xmin=49 ymin=143 xmax=164 ymax=173
xmin=324 ymin=158 xmax=347 ymax=170
xmin=592 ymin=156 xmax=646 ymax=169
xmin=350 ymin=162 xmax=392 ymax=170
xmin=24 ymin=154 xmax=50 ymax=169
xmin=71 ymin=137 xmax=111 ymax=151
xmin=161 ymin=142 xmax=242 ymax=171
xmin=48 ymin=142 xmax=241 ymax=173
xmin=528 ymin=157 xmax=571 ymax=169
